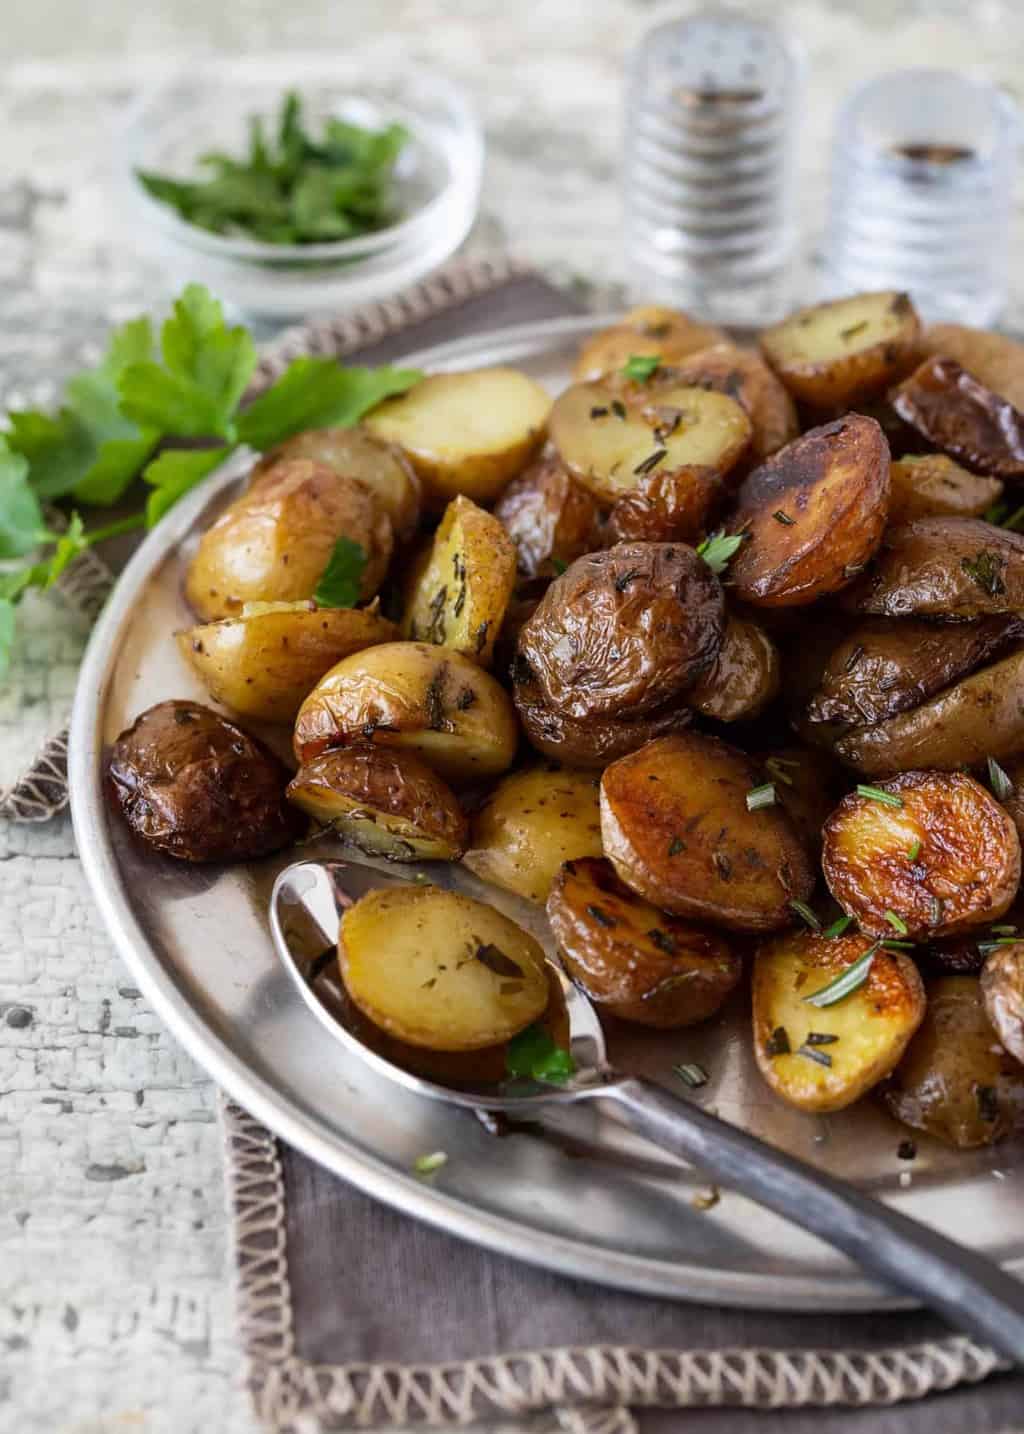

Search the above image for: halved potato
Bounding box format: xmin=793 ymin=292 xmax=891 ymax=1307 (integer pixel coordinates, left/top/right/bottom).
xmin=759 ymin=291 xmax=921 ymax=408
xmin=462 ymin=765 xmax=603 ymax=903
xmin=185 ymin=459 xmax=393 ymax=621
xmin=493 ymin=456 xmax=601 ymax=577
xmin=339 ymin=884 xmax=549 ymax=1051
xmin=547 ymin=856 xmax=741 ymax=1027
xmin=841 ymin=516 xmax=1024 ymax=619
xmin=401 ymin=495 xmax=516 ymax=666
xmin=919 ymin=322 xmax=1024 ymax=411
xmin=688 ymin=615 xmax=780 ymax=723
xmin=600 ymin=733 xmax=814 ymax=932
xmin=286 ymin=746 xmax=467 ymax=860
xmin=728 ymin=415 xmax=890 ymax=607
xmin=513 ymin=671 xmax=692 ymax=769
xmin=888 ymin=453 xmax=1003 ymax=526
xmin=293 ymin=641 xmax=519 ymax=782
xmin=177 ymin=601 xmax=398 ymax=724
xmin=892 ymin=357 xmax=1024 ymax=478
xmin=822 ymin=771 xmax=1021 ymax=940
xmin=573 ymin=306 xmax=727 ymax=381
xmin=671 ymin=343 xmax=800 ymax=462
xmin=981 ymin=943 xmax=1024 ymax=1065
xmin=364 ymin=368 xmax=552 ymax=506
xmin=753 ymin=930 xmax=925 ymax=1113
xmin=605 ymin=465 xmax=724 ymax=545
xmin=550 ymin=376 xmax=752 ymax=505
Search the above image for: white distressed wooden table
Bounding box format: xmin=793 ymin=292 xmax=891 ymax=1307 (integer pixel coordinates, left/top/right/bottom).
xmin=4 ymin=4 xmax=1024 ymax=1430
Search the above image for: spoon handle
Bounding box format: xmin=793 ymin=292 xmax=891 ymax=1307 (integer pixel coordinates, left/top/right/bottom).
xmin=600 ymin=1074 xmax=1024 ymax=1364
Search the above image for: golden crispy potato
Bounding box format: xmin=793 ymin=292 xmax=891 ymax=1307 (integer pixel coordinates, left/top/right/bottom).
xmin=688 ymin=615 xmax=780 ymax=723
xmin=547 ymin=856 xmax=740 ymax=1027
xmin=462 ymin=765 xmax=603 ymax=903
xmin=763 ymin=745 xmax=844 ymax=863
xmin=981 ymin=943 xmax=1024 ymax=1065
xmin=492 ymin=456 xmax=602 ymax=577
xmin=822 ymin=771 xmax=1021 ymax=940
xmin=249 ymin=425 xmax=422 ymax=540
xmin=516 ymin=543 xmax=724 ymax=723
xmin=600 ymin=733 xmax=814 ymax=932
xmin=177 ymin=600 xmax=398 ymax=724
xmin=108 ymin=700 xmax=301 ymax=863
xmin=883 ymin=976 xmax=1024 ymax=1147
xmin=550 ymin=375 xmax=752 ymax=505
xmin=293 ymin=641 xmax=519 ymax=782
xmin=185 ymin=459 xmax=393 ymax=621
xmin=759 ymin=291 xmax=921 ymax=408
xmin=671 ymin=343 xmax=800 ymax=462
xmin=401 ymin=496 xmax=516 ymax=666
xmin=573 ymin=307 xmax=727 ymax=381
xmin=753 ymin=930 xmax=925 ymax=1113
xmin=340 ymin=884 xmax=549 ymax=1051
xmin=892 ymin=357 xmax=1024 ymax=478
xmin=512 ymin=670 xmax=692 ymax=768
xmin=843 ymin=515 xmax=1024 ymax=619
xmin=728 ymin=415 xmax=890 ymax=607
xmin=364 ymin=368 xmax=551 ymax=506
xmin=604 ymin=465 xmax=724 ymax=545
xmin=920 ymin=322 xmax=1024 ymax=411
xmin=889 ymin=453 xmax=1003 ymax=526
xmin=286 ymin=746 xmax=467 ymax=861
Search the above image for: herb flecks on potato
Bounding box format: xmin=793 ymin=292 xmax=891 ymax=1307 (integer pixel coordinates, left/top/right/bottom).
xmin=671 ymin=343 xmax=800 ymax=462
xmin=573 ymin=306 xmax=728 ymax=382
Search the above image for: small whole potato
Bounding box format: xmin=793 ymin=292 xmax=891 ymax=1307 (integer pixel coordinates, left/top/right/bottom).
xmin=919 ymin=322 xmax=1024 ymax=411
xmin=981 ymin=942 xmax=1024 ymax=1065
xmin=671 ymin=343 xmax=800 ymax=463
xmin=512 ymin=670 xmax=692 ymax=769
xmin=604 ymin=465 xmax=725 ymax=546
xmin=888 ymin=453 xmax=1003 ymax=526
xmin=547 ymin=856 xmax=741 ymax=1027
xmin=687 ymin=614 xmax=780 ymax=723
xmin=822 ymin=771 xmax=1021 ymax=940
xmin=892 ymin=356 xmax=1024 ymax=478
xmin=185 ymin=459 xmax=393 ymax=620
xmin=492 ymin=456 xmax=602 ymax=577
xmin=573 ymin=306 xmax=728 ymax=381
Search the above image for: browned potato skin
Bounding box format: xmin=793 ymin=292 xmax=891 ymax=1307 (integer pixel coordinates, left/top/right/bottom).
xmin=671 ymin=343 xmax=800 ymax=463
xmin=492 ymin=456 xmax=601 ymax=577
xmin=883 ymin=976 xmax=1024 ymax=1148
xmin=573 ymin=307 xmax=728 ymax=381
xmin=981 ymin=943 xmax=1024 ymax=1065
xmin=996 ymin=755 xmax=1024 ymax=848
xmin=605 ymin=466 xmax=725 ymax=545
xmin=764 ymin=745 xmax=844 ymax=863
xmin=834 ymin=647 xmax=1024 ymax=776
xmin=919 ymin=323 xmax=1024 ymax=412
xmin=513 ymin=671 xmax=692 ymax=769
xmin=108 ymin=700 xmax=301 ymax=862
xmin=889 ymin=453 xmax=1003 ymax=526
xmin=822 ymin=771 xmax=1021 ymax=940
xmin=516 ymin=543 xmax=725 ymax=723
xmin=892 ymin=357 xmax=1024 ymax=478
xmin=185 ymin=460 xmax=393 ymax=620
xmin=688 ymin=615 xmax=780 ymax=723
xmin=547 ymin=856 xmax=741 ymax=1027
xmin=600 ymin=733 xmax=814 ymax=932
xmin=728 ymin=416 xmax=890 ymax=608
xmin=842 ymin=515 xmax=1024 ymax=619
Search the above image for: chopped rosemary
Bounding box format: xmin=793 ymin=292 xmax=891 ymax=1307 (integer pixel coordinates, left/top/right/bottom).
xmin=610 ymin=399 xmax=627 ymax=419
xmin=856 ymin=784 xmax=903 ymax=808
xmin=589 ymin=405 xmax=609 ymax=418
xmin=906 ymin=839 xmax=922 ymax=861
xmin=804 ymin=944 xmax=878 ymax=1007
xmin=987 ymin=755 xmax=1014 ymax=802
xmin=764 ymin=1026 xmax=790 ymax=1056
xmin=978 ymin=938 xmax=1021 ymax=955
xmin=413 ymin=1151 xmax=448 ymax=1175
xmin=633 ymin=447 xmax=668 ymax=476
xmin=789 ymin=899 xmax=821 ymax=931
xmin=673 ymin=1062 xmax=709 ymax=1089
xmin=822 ymin=914 xmax=853 ymax=939
xmin=883 ymin=909 xmax=909 ymax=935
xmin=805 ymin=1032 xmax=839 ymax=1046
xmin=840 ymin=319 xmax=868 ymax=342
xmin=772 ymin=509 xmax=795 ymax=525
xmin=882 ymin=939 xmax=915 ymax=951
xmin=796 ymin=1045 xmax=833 ymax=1068
xmin=764 ymin=756 xmax=798 ymax=787
xmin=622 ymin=353 xmax=661 ymax=382
xmin=991 ymin=924 xmax=1018 ymax=935
xmin=586 ymin=903 xmax=616 ymax=929
xmin=745 ymin=783 xmax=776 ymax=811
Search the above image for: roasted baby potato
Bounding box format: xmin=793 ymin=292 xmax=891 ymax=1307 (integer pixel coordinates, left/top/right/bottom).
xmin=600 ymin=733 xmax=814 ymax=932
xmin=892 ymin=357 xmax=1024 ymax=478
xmin=981 ymin=942 xmax=1024 ymax=1065
xmin=687 ymin=615 xmax=780 ymax=723
xmin=364 ymin=368 xmax=552 ymax=506
xmin=919 ymin=322 xmax=1024 ymax=412
xmin=883 ymin=976 xmax=1024 ymax=1147
xmin=573 ymin=306 xmax=727 ymax=381
xmin=185 ymin=459 xmax=392 ymax=621
xmin=108 ymin=700 xmax=300 ymax=862
xmin=728 ymin=415 xmax=890 ymax=607
xmin=604 ymin=465 xmax=724 ymax=545
xmin=177 ymin=600 xmax=399 ymax=724
xmin=547 ymin=856 xmax=741 ymax=1027
xmin=462 ymin=765 xmax=602 ymax=903
xmin=293 ymin=641 xmax=519 ymax=781
xmin=753 ymin=930 xmax=925 ymax=1113
xmin=759 ymin=291 xmax=921 ymax=408
xmin=550 ymin=374 xmax=752 ymax=505
xmin=286 ymin=746 xmax=467 ymax=861
xmin=250 ymin=425 xmax=422 ymax=540
xmin=671 ymin=343 xmax=800 ymax=462
xmin=842 ymin=516 xmax=1024 ymax=619
xmin=513 ymin=670 xmax=692 ymax=769
xmin=822 ymin=771 xmax=1021 ymax=940
xmin=401 ymin=496 xmax=516 ymax=666
xmin=888 ymin=453 xmax=1003 ymax=526
xmin=339 ymin=884 xmax=550 ymax=1051
xmin=516 ymin=543 xmax=724 ymax=723
xmin=492 ymin=456 xmax=602 ymax=577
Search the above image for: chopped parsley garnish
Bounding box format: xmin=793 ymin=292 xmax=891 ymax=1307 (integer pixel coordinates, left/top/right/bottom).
xmin=506 ymin=1023 xmax=574 ymax=1084
xmin=961 ymin=550 xmax=1007 ymax=596
xmin=622 ymin=354 xmax=662 ymax=382
xmin=696 ymin=529 xmax=747 ymax=576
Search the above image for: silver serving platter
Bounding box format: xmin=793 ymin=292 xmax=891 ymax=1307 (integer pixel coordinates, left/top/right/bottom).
xmin=69 ymin=314 xmax=1024 ymax=1309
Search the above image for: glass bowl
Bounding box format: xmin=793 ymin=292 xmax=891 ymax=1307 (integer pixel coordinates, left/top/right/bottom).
xmin=119 ymin=59 xmax=483 ymax=318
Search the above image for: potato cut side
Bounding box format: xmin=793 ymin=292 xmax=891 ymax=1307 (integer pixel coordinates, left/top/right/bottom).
xmin=177 ymin=602 xmax=398 ymax=724
xmin=573 ymin=307 xmax=727 ymax=381
xmin=889 ymin=453 xmax=1003 ymax=526
xmin=600 ymin=733 xmax=814 ymax=932
xmin=822 ymin=771 xmax=1020 ymax=940
xmin=759 ymin=291 xmax=921 ymax=408
xmin=364 ymin=368 xmax=552 ymax=506
xmin=671 ymin=343 xmax=799 ymax=462
xmin=892 ymin=357 xmax=1024 ymax=478
xmin=286 ymin=746 xmax=467 ymax=861
xmin=340 ymin=885 xmax=549 ymax=1051
xmin=728 ymin=415 xmax=890 ymax=607
xmin=753 ymin=931 xmax=925 ymax=1113
xmin=547 ymin=856 xmax=741 ymax=1028
xmin=401 ymin=495 xmax=516 ymax=666
xmin=493 ymin=456 xmax=601 ymax=577
xmin=462 ymin=765 xmax=603 ymax=904
xmin=688 ymin=615 xmax=780 ymax=723
xmin=981 ymin=943 xmax=1024 ymax=1066
xmin=920 ymin=322 xmax=1024 ymax=411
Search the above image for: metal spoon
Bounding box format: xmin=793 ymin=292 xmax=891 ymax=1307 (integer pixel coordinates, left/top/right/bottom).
xmin=271 ymin=856 xmax=1024 ymax=1364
